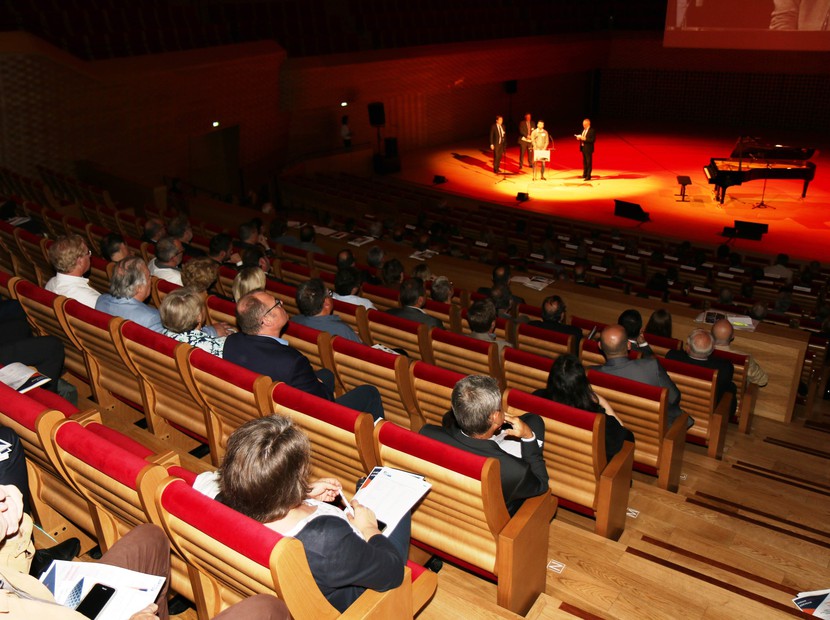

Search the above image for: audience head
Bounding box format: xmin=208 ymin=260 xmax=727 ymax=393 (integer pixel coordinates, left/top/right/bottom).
xmin=334 ymin=266 xmax=362 ymax=297
xmin=450 ymin=375 xmax=501 ymax=437
xmin=367 ymin=246 xmax=385 ymax=269
xmin=48 ymin=234 xmax=90 ymax=275
xmin=398 ymin=277 xmax=426 ymax=308
xmin=241 ymin=246 xmax=270 ymax=272
xmin=143 ymin=218 xmax=166 ymax=243
xmin=645 ymin=308 xmax=672 ymax=338
xmin=686 ymin=328 xmax=714 ymax=359
xmin=99 ymin=232 xmax=129 ymax=263
xmin=430 ymin=276 xmax=452 ymax=303
xmin=711 ymin=318 xmax=734 ymax=345
xmin=749 ymin=303 xmax=767 ymax=322
xmin=540 ymin=295 xmax=566 ymax=323
xmin=491 ymin=264 xmax=511 ymax=286
xmin=718 ymin=287 xmax=734 ymax=304
xmin=774 ymin=253 xmax=789 ymax=267
xmin=166 ymin=214 xmax=193 ymax=243
xmin=599 ymin=324 xmax=629 ymax=359
xmin=109 ymin=256 xmax=150 ymax=301
xmin=181 ymin=256 xmax=218 ymax=293
xmin=238 ymin=220 xmax=259 ymax=245
xmin=489 ymin=282 xmax=513 ymax=314
xmin=299 ymin=224 xmax=316 ymax=244
xmin=296 ymin=278 xmax=330 ymax=317
xmin=218 ymin=415 xmax=311 ymax=523
xmin=380 ymin=258 xmax=404 ymax=288
xmin=336 ymin=249 xmax=355 ymax=269
xmin=236 ymin=291 xmax=287 ymax=336
xmin=617 ymin=309 xmax=644 ymax=341
xmin=467 ymin=299 xmax=496 ymax=334
xmin=155 ymin=236 xmax=184 ymax=267
xmin=268 ymin=219 xmax=288 ymax=242
xmin=411 ymin=263 xmax=432 ymax=281
xmin=232 ymin=267 xmax=266 ymax=302
xmin=208 ymin=233 xmax=234 ymax=261
xmin=159 ymin=287 xmax=205 ymax=333
xmin=543 ymin=354 xmax=600 ymax=413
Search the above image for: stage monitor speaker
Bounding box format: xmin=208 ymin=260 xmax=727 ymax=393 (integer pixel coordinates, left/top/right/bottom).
xmin=733 ymin=220 xmax=768 ymax=240
xmin=614 ymin=199 xmax=650 ymax=222
xmin=433 ymin=175 xmax=446 ymax=185
xmin=504 ymin=80 xmax=517 ymax=95
xmin=516 ymin=192 xmax=529 ymax=202
xmin=373 ymin=154 xmax=400 ymax=175
xmin=384 ymin=137 xmax=398 ymax=158
xmin=368 ymin=102 xmax=385 ymax=127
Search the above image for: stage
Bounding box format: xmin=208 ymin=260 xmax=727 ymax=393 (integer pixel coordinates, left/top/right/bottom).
xmin=392 ymin=127 xmax=830 ymax=263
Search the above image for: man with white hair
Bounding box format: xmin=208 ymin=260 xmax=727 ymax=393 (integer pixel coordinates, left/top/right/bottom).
xmin=96 ymin=256 xmax=162 ymax=332
xmin=667 ymin=328 xmax=737 ymax=416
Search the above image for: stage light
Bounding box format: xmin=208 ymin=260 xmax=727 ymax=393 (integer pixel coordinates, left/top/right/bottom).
xmin=212 ymin=121 xmax=220 ymax=128
xmin=516 ymin=192 xmax=529 ymax=202
xmin=340 ymin=101 xmax=348 ymax=107
xmin=433 ymin=175 xmax=447 ymax=185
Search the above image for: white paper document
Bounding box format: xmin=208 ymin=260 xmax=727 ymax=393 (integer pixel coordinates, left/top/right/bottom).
xmin=353 ymin=467 xmax=431 ymax=536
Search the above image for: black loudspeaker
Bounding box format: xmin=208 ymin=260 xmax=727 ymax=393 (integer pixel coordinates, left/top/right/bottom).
xmin=733 ymin=220 xmax=768 ymax=240
xmin=504 ymin=80 xmax=517 ymax=95
xmin=614 ymin=199 xmax=650 ymax=222
xmin=368 ymin=102 xmax=385 ymax=127
xmin=384 ymin=137 xmax=398 ymax=158
xmin=433 ymin=175 xmax=447 ymax=185
xmin=373 ymin=154 xmax=400 ymax=175
xmin=516 ymin=192 xmax=529 ymax=202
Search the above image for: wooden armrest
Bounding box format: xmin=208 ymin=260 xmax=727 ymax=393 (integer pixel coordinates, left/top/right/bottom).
xmin=147 ymin=449 xmax=181 ymax=468
xmin=340 ymin=566 xmax=414 ymax=619
xmin=596 ymin=440 xmax=634 ymax=540
xmin=73 ymin=408 xmax=103 ymax=424
xmin=707 ymin=393 xmax=732 ymax=460
xmin=658 ymin=413 xmax=689 ymax=493
xmin=496 ymin=492 xmax=557 ymax=615
xmin=739 ymin=383 xmax=758 ymax=434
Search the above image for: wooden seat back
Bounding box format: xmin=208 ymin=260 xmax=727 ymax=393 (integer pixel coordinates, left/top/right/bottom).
xmin=501 ymin=347 xmax=554 ymax=394
xmin=373 ymin=421 xmax=556 ymax=615
xmin=150 ymin=275 xmax=180 ymax=308
xmin=429 ymin=328 xmax=503 ymax=389
xmin=183 ymin=348 xmax=274 ymax=462
xmin=712 ymin=348 xmax=756 ymax=433
xmin=88 ymin=256 xmax=112 ymax=294
xmin=570 ymin=315 xmax=607 ymax=338
xmin=365 ymin=309 xmax=432 ymax=362
xmin=264 ymin=279 xmax=299 ymax=317
xmin=331 ymin=299 xmax=370 ymax=343
xmin=643 ymin=332 xmax=682 ymax=357
xmin=515 ymin=322 xmax=574 ymax=358
xmin=271 ymin=383 xmax=376 ymax=490
xmin=587 ymin=369 xmax=686 ymax=491
xmin=422 ymin=299 xmax=458 ymax=332
xmin=501 ymin=388 xmax=634 ymax=540
xmin=283 ymin=321 xmax=334 ymax=374
xmin=407 ymin=361 xmax=466 ymax=430
xmin=14 ymin=227 xmax=53 ymax=286
xmin=275 ymin=259 xmax=317 ymax=287
xmin=360 ymin=282 xmax=400 ymax=312
xmin=330 ymin=336 xmax=416 ymax=429
xmin=205 ymin=294 xmax=237 ymax=329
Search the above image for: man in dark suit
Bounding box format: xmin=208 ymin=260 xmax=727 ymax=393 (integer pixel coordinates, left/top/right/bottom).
xmin=489 ymin=115 xmax=507 ymax=174
xmin=420 ymin=375 xmax=549 ymax=516
xmin=594 ymin=324 xmax=692 ymax=429
xmin=224 ymin=291 xmax=384 ymax=420
xmin=666 ymin=329 xmax=737 ymax=417
xmin=517 ymin=113 xmax=534 ymax=169
xmin=385 ymin=278 xmax=443 ymax=329
xmin=575 ymin=118 xmax=596 ymax=180
xmin=528 ymin=295 xmax=582 ymax=351
xmin=618 ymin=309 xmax=654 ymax=357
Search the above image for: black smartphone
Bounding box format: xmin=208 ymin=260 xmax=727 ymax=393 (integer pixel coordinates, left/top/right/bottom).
xmin=74 ymin=583 xmax=116 ymax=619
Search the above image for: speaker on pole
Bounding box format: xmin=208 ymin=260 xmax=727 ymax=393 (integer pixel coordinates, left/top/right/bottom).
xmin=733 ymin=220 xmax=768 ymax=240
xmin=368 ymin=102 xmax=386 ymax=127
xmin=384 ymin=137 xmax=398 ymax=158
xmin=613 ymin=199 xmax=650 ymax=222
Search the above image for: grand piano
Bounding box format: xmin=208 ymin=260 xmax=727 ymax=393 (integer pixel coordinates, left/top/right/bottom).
xmin=703 ymin=137 xmax=817 ymax=204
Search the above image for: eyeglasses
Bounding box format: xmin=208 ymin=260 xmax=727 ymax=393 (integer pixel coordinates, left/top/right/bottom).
xmin=262 ymin=298 xmax=283 ymax=319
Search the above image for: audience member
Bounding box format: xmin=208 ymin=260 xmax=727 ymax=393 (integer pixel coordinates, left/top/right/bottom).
xmin=292 ymin=278 xmax=361 ymax=342
xmin=385 ymin=277 xmax=442 ymax=328
xmin=208 ymin=233 xmax=240 ymax=266
xmin=711 ymin=319 xmax=768 ymax=387
xmin=533 ymin=354 xmax=634 ymax=462
xmin=420 ymin=375 xmax=548 ymax=515
xmin=148 ymin=237 xmax=184 ymax=285
xmin=333 ymin=266 xmax=375 ymax=309
xmin=224 ymin=291 xmax=384 ymax=420
xmin=141 ymin=217 xmax=166 ymax=244
xmin=478 ymin=264 xmax=525 ymax=305
xmin=336 ymin=249 xmax=356 ymax=269
xmin=232 ymin=267 xmax=266 ymax=303
xmin=96 ymin=256 xmax=162 ymax=332
xmin=380 ymin=258 xmax=404 ymax=288
xmin=237 ymin=220 xmax=269 ymax=255
xmin=216 ymin=416 xmax=406 ymax=612
xmin=160 ymin=288 xmax=225 ymax=356
xmin=45 ymin=234 xmax=101 ymax=308
xmin=764 ymin=253 xmax=793 ymax=283
xmin=594 ymin=324 xmax=691 ymax=429
xmin=666 ymin=329 xmax=737 ymax=417
xmin=241 ymin=246 xmax=272 ymax=273
xmin=298 ymin=224 xmax=323 ymax=254
xmin=618 ymin=309 xmax=653 ymax=356
xmin=430 ymin=276 xmax=453 ymax=303
xmin=0 ymin=300 xmax=65 ymax=393
xmin=181 ymin=256 xmax=219 ymax=295
xmin=644 ymin=308 xmax=673 ymax=339
xmin=411 ymin=263 xmax=432 ymax=281
xmin=167 ymin=214 xmax=205 ymax=257
xmin=364 ymin=246 xmax=384 ymax=285
xmin=466 ymin=299 xmax=512 ymax=353
xmin=749 ymin=303 xmax=768 ymax=322
xmin=99 ymin=232 xmax=130 ymax=262
xmin=528 ymin=295 xmax=582 ymax=349
xmin=269 ymin=219 xmax=300 ymax=248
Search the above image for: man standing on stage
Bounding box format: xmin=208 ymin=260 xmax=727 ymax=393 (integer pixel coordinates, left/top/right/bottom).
xmin=575 ymin=118 xmax=596 ymax=180
xmin=530 ymin=120 xmax=550 ymax=181
xmin=517 ymin=113 xmax=534 ymax=170
xmin=490 ymin=115 xmax=507 ymax=174
xmin=770 ymin=0 xmax=830 ymax=29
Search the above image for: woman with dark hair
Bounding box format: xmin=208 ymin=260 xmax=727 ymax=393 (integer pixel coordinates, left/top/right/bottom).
xmin=216 ymin=415 xmax=407 ymax=612
xmin=645 ymin=308 xmax=673 ymax=339
xmin=533 ymin=354 xmax=634 ymax=461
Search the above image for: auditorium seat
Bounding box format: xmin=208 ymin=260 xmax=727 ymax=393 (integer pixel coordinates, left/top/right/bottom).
xmin=283 ymin=321 xmax=335 ymax=374
xmin=406 ymin=360 xmax=465 ymax=430
xmin=365 ymin=309 xmax=432 ymax=362
xmin=515 ymin=322 xmax=575 ymax=358
xmin=429 ymin=328 xmax=503 ymax=389
xmin=501 ymin=346 xmax=554 ymax=394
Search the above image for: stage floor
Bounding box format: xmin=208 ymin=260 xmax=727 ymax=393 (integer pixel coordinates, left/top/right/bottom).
xmin=392 ymin=128 xmax=830 ymax=263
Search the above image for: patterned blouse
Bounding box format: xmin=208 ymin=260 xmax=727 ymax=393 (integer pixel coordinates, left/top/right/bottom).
xmin=162 ymin=328 xmax=226 ymax=357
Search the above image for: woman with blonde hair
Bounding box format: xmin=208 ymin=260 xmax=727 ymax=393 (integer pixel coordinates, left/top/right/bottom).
xmin=232 ymin=267 xmax=266 ymax=303
xmin=160 ymin=287 xmax=226 ymax=356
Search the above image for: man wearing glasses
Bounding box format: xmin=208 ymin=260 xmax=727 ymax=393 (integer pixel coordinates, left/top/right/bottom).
xmin=148 ymin=236 xmax=184 ymax=285
xmin=224 ymin=291 xmax=384 ymax=420
xmin=292 ymin=278 xmax=362 ymax=342
xmin=45 ymin=234 xmax=101 ymax=308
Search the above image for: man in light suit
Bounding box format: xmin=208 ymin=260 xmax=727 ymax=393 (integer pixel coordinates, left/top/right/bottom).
xmin=224 ymin=291 xmax=384 ymax=420
xmin=594 ymin=324 xmax=692 ymax=429
xmin=385 ymin=278 xmax=443 ymax=329
xmin=575 ymin=118 xmax=596 ymax=180
xmin=517 ymin=113 xmax=534 ymax=169
xmin=489 ymin=115 xmax=507 ymax=174
xmin=419 ymin=375 xmax=549 ymax=516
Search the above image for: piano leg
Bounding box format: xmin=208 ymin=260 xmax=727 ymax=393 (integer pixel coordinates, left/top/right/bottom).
xmin=802 ymin=179 xmax=809 ymax=198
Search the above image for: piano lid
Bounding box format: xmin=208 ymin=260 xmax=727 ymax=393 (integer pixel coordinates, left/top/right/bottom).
xmin=730 ymin=136 xmax=815 ymax=161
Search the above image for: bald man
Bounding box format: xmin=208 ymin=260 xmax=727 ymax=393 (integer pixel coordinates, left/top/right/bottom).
xmin=711 ymin=319 xmax=768 ymax=387
xmin=667 ymin=329 xmax=737 ymax=416
xmin=594 ymin=324 xmax=691 ymax=429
